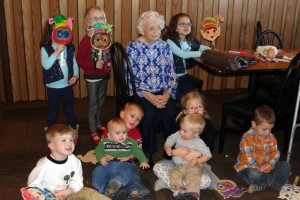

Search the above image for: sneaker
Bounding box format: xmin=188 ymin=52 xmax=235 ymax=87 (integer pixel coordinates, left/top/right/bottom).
xmin=90 ymin=133 xmax=101 ymax=145
xmin=182 ymin=192 xmax=199 ymax=200
xmin=172 ymin=186 xmax=185 ymax=197
xmin=154 ymin=179 xmax=168 ymax=191
xmin=248 ymin=184 xmax=267 ymax=193
xmin=109 ymin=186 xmax=129 ymax=200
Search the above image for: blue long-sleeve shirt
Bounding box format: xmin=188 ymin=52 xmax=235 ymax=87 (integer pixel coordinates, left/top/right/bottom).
xmin=126 ymin=39 xmax=177 ymax=99
xmin=166 ymin=39 xmax=210 ymax=77
xmin=41 ymin=44 xmax=79 ymax=88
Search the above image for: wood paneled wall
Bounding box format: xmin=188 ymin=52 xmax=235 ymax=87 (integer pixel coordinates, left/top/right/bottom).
xmin=1 ymin=0 xmax=300 ymax=102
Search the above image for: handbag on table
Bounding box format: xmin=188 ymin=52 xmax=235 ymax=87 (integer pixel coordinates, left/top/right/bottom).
xmin=200 ymin=50 xmax=256 ymax=71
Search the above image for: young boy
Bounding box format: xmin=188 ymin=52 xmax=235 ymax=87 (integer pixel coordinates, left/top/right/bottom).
xmin=100 ymin=103 xmax=150 ymax=197
xmin=27 ymin=124 xmax=110 ymax=200
xmin=92 ymin=118 xmax=150 ymax=199
xmin=234 ymin=105 xmax=291 ymax=193
xmin=101 ymin=102 xmax=144 ymax=148
xmin=165 ymin=114 xmax=212 ymax=200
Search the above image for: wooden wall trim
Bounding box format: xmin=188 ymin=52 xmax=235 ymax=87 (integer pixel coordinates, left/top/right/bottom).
xmin=0 ymin=0 xmax=12 ymax=103
xmin=1 ymin=0 xmax=300 ymax=102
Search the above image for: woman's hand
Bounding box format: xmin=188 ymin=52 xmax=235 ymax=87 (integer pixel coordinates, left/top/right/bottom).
xmin=143 ymin=92 xmax=170 ymax=108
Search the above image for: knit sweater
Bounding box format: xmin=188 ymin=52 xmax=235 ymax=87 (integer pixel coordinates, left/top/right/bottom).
xmin=77 ymin=35 xmax=111 ymax=80
xmin=95 ymin=137 xmax=148 ymax=164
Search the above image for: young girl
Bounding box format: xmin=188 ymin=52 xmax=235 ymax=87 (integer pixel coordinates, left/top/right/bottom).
xmin=40 ymin=15 xmax=79 ymax=137
xmin=163 ymin=13 xmax=211 ymax=100
xmin=153 ymin=91 xmax=218 ymax=192
xmin=77 ymin=6 xmax=112 ymax=145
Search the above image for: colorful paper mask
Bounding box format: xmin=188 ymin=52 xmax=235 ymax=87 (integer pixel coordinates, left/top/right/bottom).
xmin=201 ymin=14 xmax=224 ymax=42
xmin=49 ymin=15 xmax=73 ymax=45
xmin=88 ymin=22 xmax=113 ymax=62
xmin=215 ymin=179 xmax=247 ymax=199
xmin=21 ymin=186 xmax=57 ymax=200
xmin=278 ymin=184 xmax=300 ymax=200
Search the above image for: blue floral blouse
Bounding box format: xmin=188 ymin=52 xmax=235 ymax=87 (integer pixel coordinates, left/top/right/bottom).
xmin=126 ymin=38 xmax=177 ymax=99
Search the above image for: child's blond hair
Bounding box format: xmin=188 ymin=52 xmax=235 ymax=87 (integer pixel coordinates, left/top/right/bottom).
xmin=45 ymin=124 xmax=74 ymax=143
xmin=176 ymin=91 xmax=209 ymax=122
xmin=84 ymin=5 xmax=107 ymax=25
xmin=122 ymin=102 xmax=144 ymax=116
xmin=180 ymin=113 xmax=205 ymax=136
xmin=107 ymin=118 xmax=127 ymax=133
xmin=253 ymin=105 xmax=275 ymax=125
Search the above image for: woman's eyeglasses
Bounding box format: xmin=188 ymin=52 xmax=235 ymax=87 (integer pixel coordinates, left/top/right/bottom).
xmin=88 ymin=16 xmax=106 ymax=22
xmin=185 ymin=105 xmax=205 ymax=111
xmin=177 ymin=23 xmax=192 ymax=27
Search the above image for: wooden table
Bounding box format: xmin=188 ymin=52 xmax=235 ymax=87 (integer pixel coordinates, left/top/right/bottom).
xmin=194 ymin=50 xmax=299 ymax=95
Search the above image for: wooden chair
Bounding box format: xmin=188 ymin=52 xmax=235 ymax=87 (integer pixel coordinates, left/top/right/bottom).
xmin=218 ymin=52 xmax=300 ymax=153
xmin=110 ymin=42 xmax=138 ymax=115
xmin=256 ymin=21 xmax=262 ymax=44
xmin=255 ymin=29 xmax=284 ymax=93
xmin=255 ymin=30 xmax=284 ymax=49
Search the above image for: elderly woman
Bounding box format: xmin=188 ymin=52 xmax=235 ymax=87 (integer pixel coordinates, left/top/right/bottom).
xmin=126 ymin=11 xmax=178 ymax=166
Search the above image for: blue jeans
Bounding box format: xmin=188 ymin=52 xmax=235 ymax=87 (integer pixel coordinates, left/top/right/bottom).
xmin=92 ymin=161 xmax=149 ymax=196
xmin=237 ymin=161 xmax=291 ymax=191
xmin=47 ymin=86 xmax=77 ymax=129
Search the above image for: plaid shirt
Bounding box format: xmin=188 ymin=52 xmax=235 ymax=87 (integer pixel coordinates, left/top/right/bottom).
xmin=234 ymin=128 xmax=280 ymax=173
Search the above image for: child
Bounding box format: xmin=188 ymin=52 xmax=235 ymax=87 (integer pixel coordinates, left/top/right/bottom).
xmin=100 ymin=102 xmax=150 ymax=197
xmin=76 ymin=6 xmax=112 ymax=145
xmin=163 ymin=13 xmax=211 ymax=100
xmin=153 ymin=91 xmax=217 ymax=191
xmin=234 ymin=105 xmax=291 ymax=193
xmin=92 ymin=118 xmax=150 ymax=199
xmin=165 ymin=114 xmax=212 ymax=200
xmin=26 ymin=124 xmax=110 ymax=200
xmin=41 ymin=15 xmax=79 ymax=137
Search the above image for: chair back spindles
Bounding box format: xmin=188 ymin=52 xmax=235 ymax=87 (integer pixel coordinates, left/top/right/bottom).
xmin=255 ymin=30 xmax=284 ymax=49
xmin=111 ymin=42 xmax=138 ymax=114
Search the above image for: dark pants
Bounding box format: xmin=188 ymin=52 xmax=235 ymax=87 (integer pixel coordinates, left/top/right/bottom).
xmin=137 ymin=96 xmax=178 ymax=153
xmin=47 ymin=86 xmax=77 ymax=129
xmin=176 ymin=74 xmax=194 ymax=101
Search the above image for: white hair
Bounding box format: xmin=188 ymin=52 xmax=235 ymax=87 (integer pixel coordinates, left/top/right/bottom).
xmin=136 ymin=11 xmax=165 ymax=35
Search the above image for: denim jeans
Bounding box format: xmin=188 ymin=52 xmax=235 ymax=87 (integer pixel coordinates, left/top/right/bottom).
xmin=92 ymin=161 xmax=149 ymax=196
xmin=237 ymin=161 xmax=291 ymax=191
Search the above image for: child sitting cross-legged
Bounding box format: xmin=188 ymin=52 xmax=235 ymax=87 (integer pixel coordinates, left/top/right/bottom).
xmin=234 ymin=105 xmax=291 ymax=193
xmin=92 ymin=118 xmax=150 ymax=200
xmin=165 ymin=113 xmax=212 ymax=200
xmin=26 ymin=124 xmax=110 ymax=200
